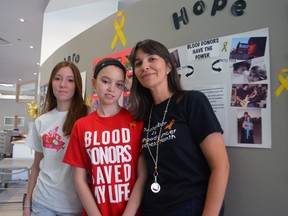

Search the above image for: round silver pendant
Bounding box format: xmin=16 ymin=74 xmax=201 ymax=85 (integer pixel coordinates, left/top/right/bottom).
xmin=151 ymin=182 xmax=161 ymax=193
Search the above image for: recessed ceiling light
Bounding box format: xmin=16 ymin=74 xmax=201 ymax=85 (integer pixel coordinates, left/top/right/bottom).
xmin=19 ymin=78 xmax=22 ymax=81
xmin=18 ymin=18 xmax=25 ymax=22
xmin=29 ymin=45 xmax=34 ymax=49
xmin=37 ymin=62 xmax=40 ymax=65
xmin=34 ymin=73 xmax=37 ymax=75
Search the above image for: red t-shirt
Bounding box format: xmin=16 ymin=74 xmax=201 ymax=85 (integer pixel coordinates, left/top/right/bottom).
xmin=63 ymin=108 xmax=144 ymax=216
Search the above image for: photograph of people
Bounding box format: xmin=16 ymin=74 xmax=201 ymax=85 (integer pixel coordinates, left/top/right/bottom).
xmin=23 ymin=61 xmax=88 ymax=216
xmin=241 ymin=114 xmax=254 ymax=143
xmin=231 ymin=84 xmax=268 ymax=108
xmin=229 ymin=36 xmax=267 ymax=60
xmin=248 ymin=65 xmax=267 ymax=83
xmin=237 ymin=109 xmax=262 ymax=144
xmin=246 ymin=37 xmax=267 ymax=59
xmin=239 ymin=111 xmax=249 ymax=137
xmin=63 ymin=58 xmax=147 ymax=216
xmin=128 ymin=39 xmax=229 ymax=216
xmin=231 ymin=60 xmax=251 ymax=84
xmin=234 ymin=84 xmax=257 ymax=107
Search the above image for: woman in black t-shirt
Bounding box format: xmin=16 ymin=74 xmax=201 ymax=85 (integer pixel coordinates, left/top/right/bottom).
xmin=128 ymin=39 xmax=230 ymax=216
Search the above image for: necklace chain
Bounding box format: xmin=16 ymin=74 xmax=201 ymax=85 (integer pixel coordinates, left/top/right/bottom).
xmin=146 ymin=97 xmax=172 ymax=181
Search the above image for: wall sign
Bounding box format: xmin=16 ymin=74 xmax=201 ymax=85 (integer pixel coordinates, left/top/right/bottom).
xmin=64 ymin=53 xmax=80 ymax=63
xmin=169 ymin=28 xmax=271 ymax=148
xmin=172 ymin=0 xmax=247 ymax=30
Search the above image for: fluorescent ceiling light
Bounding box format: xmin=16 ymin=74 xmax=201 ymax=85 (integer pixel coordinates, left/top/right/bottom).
xmin=0 ymin=83 xmax=13 ymax=87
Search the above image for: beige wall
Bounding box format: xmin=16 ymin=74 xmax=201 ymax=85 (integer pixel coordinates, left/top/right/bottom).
xmin=0 ymin=99 xmax=33 ymax=134
xmin=39 ymin=0 xmax=288 ymax=215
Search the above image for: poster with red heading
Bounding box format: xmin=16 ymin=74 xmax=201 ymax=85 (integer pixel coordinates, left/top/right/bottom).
xmin=90 ymin=48 xmax=132 ymax=112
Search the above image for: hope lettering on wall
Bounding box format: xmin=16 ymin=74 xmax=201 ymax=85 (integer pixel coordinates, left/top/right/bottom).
xmin=172 ymin=0 xmax=247 ymax=30
xmin=64 ymin=53 xmax=80 ymax=63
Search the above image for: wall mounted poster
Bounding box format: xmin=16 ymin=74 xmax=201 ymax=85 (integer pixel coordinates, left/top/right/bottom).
xmin=169 ymin=28 xmax=271 ymax=148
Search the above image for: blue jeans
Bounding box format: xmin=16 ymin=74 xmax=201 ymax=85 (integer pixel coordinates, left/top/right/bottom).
xmin=31 ymin=200 xmax=82 ymax=216
xmin=143 ymin=198 xmax=225 ymax=216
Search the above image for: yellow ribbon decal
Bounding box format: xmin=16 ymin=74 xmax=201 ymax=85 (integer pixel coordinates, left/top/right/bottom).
xmin=86 ymin=93 xmax=91 ymax=107
xmin=111 ymin=11 xmax=127 ymax=50
xmin=275 ymin=68 xmax=288 ymax=97
xmin=222 ymin=41 xmax=228 ymax=52
xmin=27 ymin=101 xmax=38 ymax=119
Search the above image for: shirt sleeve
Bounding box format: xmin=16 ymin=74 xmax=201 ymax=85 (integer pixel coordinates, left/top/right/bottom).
xmin=24 ymin=119 xmax=43 ymax=153
xmin=63 ymin=121 xmax=90 ymax=170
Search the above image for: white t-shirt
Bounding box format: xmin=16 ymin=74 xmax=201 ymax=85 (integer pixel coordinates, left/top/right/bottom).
xmin=25 ymin=108 xmax=82 ymax=213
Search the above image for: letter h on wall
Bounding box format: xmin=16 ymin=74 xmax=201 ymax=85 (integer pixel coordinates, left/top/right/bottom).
xmin=172 ymin=7 xmax=189 ymax=30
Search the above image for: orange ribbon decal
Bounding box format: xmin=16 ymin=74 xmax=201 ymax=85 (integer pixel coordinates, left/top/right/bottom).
xmin=111 ymin=11 xmax=126 ymax=50
xmin=275 ymin=68 xmax=288 ymax=97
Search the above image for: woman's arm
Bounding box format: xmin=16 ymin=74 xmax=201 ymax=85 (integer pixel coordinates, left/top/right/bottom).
xmin=122 ymin=153 xmax=147 ymax=216
xmin=22 ymin=151 xmax=43 ymax=216
xmin=200 ymin=132 xmax=230 ymax=216
xmin=74 ymin=167 xmax=102 ymax=216
xmin=250 ymin=122 xmax=254 ymax=130
xmin=242 ymin=120 xmax=247 ymax=129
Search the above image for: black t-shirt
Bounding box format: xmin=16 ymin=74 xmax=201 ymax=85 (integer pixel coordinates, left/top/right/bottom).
xmin=142 ymin=90 xmax=223 ymax=212
xmin=236 ymin=87 xmax=250 ymax=100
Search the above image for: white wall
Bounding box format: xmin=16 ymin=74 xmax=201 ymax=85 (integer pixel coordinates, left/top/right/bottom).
xmin=40 ymin=0 xmax=119 ymax=64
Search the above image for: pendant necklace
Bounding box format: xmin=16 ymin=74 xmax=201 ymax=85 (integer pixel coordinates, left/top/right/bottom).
xmin=146 ymin=96 xmax=172 ymax=193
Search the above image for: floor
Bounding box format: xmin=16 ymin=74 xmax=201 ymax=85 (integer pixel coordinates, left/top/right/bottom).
xmin=0 ymin=182 xmax=26 ymax=216
xmin=0 ymin=156 xmax=27 ymax=216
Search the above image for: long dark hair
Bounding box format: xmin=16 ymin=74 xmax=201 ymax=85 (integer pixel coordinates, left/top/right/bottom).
xmin=128 ymin=39 xmax=184 ymax=120
xmin=248 ymin=37 xmax=267 ymax=57
xmin=42 ymin=61 xmax=88 ymax=136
